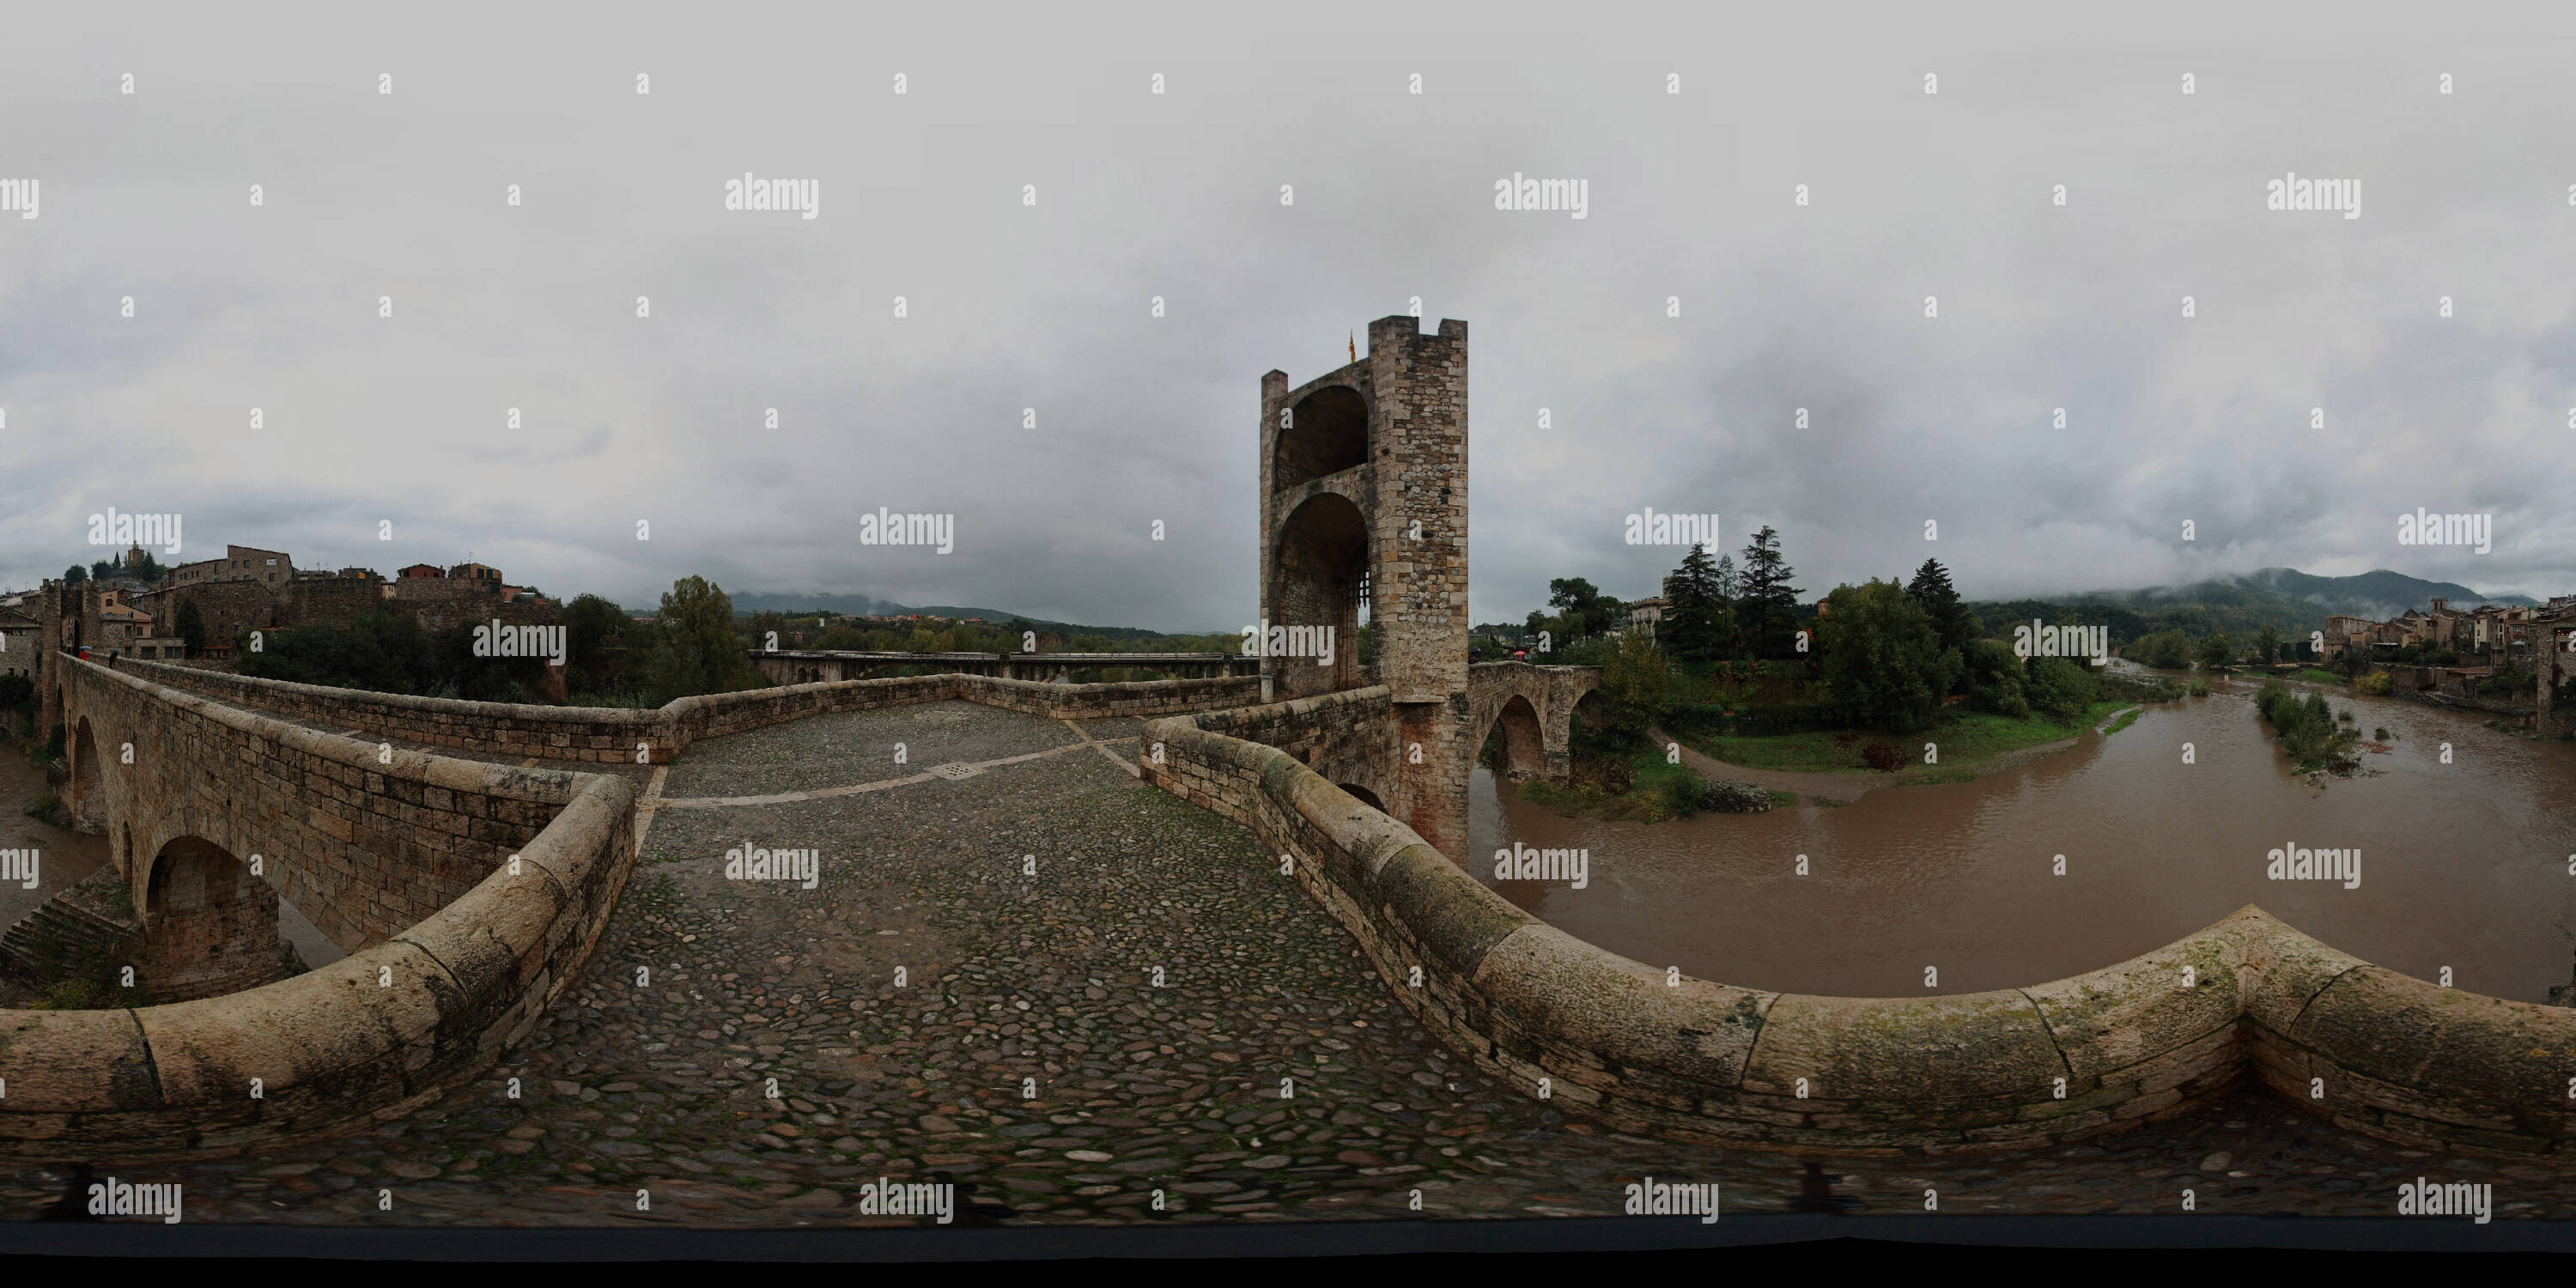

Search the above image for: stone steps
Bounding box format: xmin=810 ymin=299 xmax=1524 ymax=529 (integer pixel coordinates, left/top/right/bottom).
xmin=0 ymin=866 xmax=142 ymax=987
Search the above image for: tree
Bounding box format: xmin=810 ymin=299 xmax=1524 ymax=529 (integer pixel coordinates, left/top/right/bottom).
xmin=1595 ymin=632 xmax=1670 ymax=745
xmin=1659 ymin=544 xmax=1732 ymax=664
xmin=1905 ymin=558 xmax=1977 ymax=693
xmin=559 ymin=594 xmax=629 ymax=696
xmin=637 ymin=576 xmax=762 ymax=704
xmin=173 ymin=598 xmax=206 ymax=654
xmin=2196 ymin=630 xmax=2233 ymax=670
xmin=1735 ymin=527 xmax=1803 ymax=659
xmin=1905 ymin=558 xmax=1974 ymax=649
xmin=2024 ymin=656 xmax=2100 ymax=724
xmin=2254 ymin=623 xmax=2281 ymax=665
xmin=90 ymin=559 xmax=117 ymax=582
xmin=1817 ymin=579 xmax=1959 ymax=732
xmin=1546 ymin=577 xmax=1624 ymax=639
xmin=2132 ymin=629 xmax=2192 ymax=670
xmin=1966 ymin=638 xmax=2028 ymax=718
xmin=63 ymin=564 xmax=87 ymax=584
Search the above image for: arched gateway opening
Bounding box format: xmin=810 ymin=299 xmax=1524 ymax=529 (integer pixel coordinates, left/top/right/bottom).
xmin=143 ymin=836 xmax=289 ymax=1002
xmin=1269 ymin=492 xmax=1370 ymax=698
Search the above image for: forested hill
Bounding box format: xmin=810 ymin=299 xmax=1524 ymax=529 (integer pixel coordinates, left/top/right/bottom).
xmin=1966 ymin=568 xmax=2539 ymax=647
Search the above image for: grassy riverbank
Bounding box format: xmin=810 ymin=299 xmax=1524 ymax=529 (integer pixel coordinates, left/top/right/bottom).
xmin=1511 ymin=744 xmax=1704 ymax=823
xmin=1675 ymin=699 xmax=2134 ymax=775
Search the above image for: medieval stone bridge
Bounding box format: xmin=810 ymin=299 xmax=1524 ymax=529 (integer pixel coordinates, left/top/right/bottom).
xmin=1467 ymin=662 xmax=1606 ymax=787
xmin=751 ymin=649 xmax=1256 ymax=685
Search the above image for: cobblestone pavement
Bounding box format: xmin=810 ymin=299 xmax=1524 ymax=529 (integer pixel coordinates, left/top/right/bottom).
xmin=10 ymin=701 xmax=2576 ymax=1227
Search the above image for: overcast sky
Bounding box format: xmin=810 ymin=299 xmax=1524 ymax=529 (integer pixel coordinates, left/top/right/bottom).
xmin=6 ymin=1 xmax=2573 ymax=631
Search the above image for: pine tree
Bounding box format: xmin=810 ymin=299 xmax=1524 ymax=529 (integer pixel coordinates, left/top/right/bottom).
xmin=1661 ymin=544 xmax=1726 ymax=663
xmin=1905 ymin=558 xmax=1976 ymax=692
xmin=1735 ymin=527 xmax=1802 ymax=659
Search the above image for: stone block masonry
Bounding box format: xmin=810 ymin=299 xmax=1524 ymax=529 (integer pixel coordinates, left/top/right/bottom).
xmin=1 ymin=658 xmax=634 ymax=1163
xmin=1140 ymin=711 xmax=2576 ymax=1159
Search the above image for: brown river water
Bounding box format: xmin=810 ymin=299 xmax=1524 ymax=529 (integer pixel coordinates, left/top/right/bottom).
xmin=1470 ymin=674 xmax=2576 ymax=1002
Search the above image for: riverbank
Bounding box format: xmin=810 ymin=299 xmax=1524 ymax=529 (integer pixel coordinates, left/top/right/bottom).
xmin=1656 ymin=700 xmax=2138 ymax=801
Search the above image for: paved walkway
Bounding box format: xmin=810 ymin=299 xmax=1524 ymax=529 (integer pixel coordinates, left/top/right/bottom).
xmin=9 ymin=700 xmax=2576 ymax=1226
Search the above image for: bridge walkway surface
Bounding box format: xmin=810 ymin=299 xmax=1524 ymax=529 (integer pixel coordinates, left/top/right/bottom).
xmin=9 ymin=699 xmax=2575 ymax=1224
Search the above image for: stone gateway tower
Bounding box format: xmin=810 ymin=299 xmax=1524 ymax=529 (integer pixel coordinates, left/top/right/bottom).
xmin=1259 ymin=316 xmax=1473 ymax=857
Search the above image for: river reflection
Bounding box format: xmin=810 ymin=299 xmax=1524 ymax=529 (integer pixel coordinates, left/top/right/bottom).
xmin=1470 ymin=676 xmax=2576 ymax=1001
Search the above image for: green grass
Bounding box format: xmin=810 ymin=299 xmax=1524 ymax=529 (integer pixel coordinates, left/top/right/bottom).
xmin=2293 ymin=669 xmax=2345 ymax=686
xmin=1681 ymin=701 xmax=2129 ymax=775
xmin=2102 ymin=707 xmax=2142 ymax=737
xmin=1766 ymin=789 xmax=1799 ymax=806
xmin=1516 ymin=745 xmax=1703 ymax=822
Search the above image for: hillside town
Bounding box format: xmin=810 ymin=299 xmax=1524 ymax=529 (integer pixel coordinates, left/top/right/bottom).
xmin=1 ymin=542 xmax=558 ymax=666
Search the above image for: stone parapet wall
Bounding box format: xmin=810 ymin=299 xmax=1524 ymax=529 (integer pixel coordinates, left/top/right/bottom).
xmin=3 ymin=664 xmax=635 ymax=1163
xmin=120 ymin=659 xmax=655 ymax=765
xmin=1175 ymin=686 xmax=1395 ymax=804
xmin=1139 ymin=714 xmax=2576 ymax=1158
xmin=123 ymin=658 xmax=1259 ymax=766
xmin=70 ymin=660 xmax=580 ymax=950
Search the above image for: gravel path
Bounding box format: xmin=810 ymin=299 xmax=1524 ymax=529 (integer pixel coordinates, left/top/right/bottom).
xmin=10 ymin=701 xmax=2574 ymax=1226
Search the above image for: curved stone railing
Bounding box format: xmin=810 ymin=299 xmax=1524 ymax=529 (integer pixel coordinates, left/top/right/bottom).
xmin=1140 ymin=713 xmax=2576 ymax=1157
xmin=121 ymin=658 xmax=1259 ymax=764
xmin=2 ymin=666 xmax=635 ymax=1162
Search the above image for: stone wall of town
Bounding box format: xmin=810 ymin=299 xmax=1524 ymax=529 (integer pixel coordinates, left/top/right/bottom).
xmin=1139 ymin=714 xmax=2576 ymax=1157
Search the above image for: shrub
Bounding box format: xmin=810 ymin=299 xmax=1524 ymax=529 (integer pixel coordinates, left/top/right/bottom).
xmin=1658 ymin=772 xmax=1701 ymax=818
xmin=2025 ymin=656 xmax=2099 ymax=724
xmin=2254 ymin=679 xmax=2357 ymax=772
xmin=1861 ymin=740 xmax=1902 ymax=772
xmin=2354 ymin=670 xmax=2392 ymax=696
xmin=2131 ymin=629 xmax=2194 ymax=670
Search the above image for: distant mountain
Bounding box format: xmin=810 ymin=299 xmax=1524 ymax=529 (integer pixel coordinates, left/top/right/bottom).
xmin=727 ymin=592 xmax=1215 ymax=643
xmin=1967 ymin=568 xmax=2543 ymax=647
xmin=727 ymin=592 xmax=893 ymax=617
xmin=2075 ymin=568 xmax=2537 ymax=620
